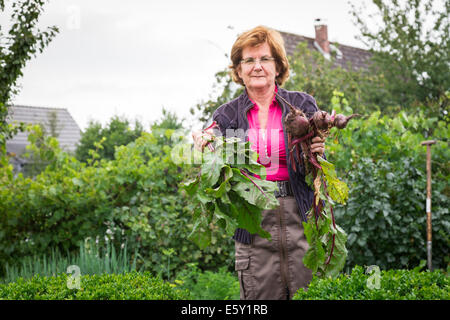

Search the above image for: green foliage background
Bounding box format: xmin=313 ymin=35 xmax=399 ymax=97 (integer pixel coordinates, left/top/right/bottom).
xmin=0 ymin=124 xmax=234 ymax=279
xmin=326 ymin=92 xmax=449 ymax=270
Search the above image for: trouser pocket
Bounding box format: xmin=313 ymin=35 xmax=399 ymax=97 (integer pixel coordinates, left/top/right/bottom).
xmin=235 ymin=257 xmax=254 ymax=300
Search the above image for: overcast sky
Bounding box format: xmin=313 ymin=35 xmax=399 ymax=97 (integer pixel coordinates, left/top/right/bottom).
xmin=7 ymin=0 xmax=372 ymax=131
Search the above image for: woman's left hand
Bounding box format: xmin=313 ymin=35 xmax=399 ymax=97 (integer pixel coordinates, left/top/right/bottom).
xmin=311 ymin=136 xmax=325 ymax=157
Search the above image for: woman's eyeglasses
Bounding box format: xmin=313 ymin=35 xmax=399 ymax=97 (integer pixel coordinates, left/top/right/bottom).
xmin=240 ymin=56 xmax=275 ymax=67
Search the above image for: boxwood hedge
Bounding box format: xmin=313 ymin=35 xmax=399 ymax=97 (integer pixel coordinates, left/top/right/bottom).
xmin=0 ymin=272 xmax=189 ymax=300
xmin=293 ymin=265 xmax=449 ymax=300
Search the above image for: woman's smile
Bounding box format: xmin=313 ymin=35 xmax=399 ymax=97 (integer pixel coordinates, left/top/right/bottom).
xmin=237 ymin=42 xmax=278 ymax=92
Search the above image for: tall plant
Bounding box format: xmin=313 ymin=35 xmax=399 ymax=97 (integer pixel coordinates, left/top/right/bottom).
xmin=0 ymin=0 xmax=58 ymax=153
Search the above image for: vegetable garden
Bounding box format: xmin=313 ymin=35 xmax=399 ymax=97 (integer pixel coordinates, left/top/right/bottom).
xmin=0 ymin=91 xmax=448 ymax=299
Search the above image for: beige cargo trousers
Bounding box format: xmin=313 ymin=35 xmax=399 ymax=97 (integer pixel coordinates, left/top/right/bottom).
xmin=235 ymin=196 xmax=312 ymax=300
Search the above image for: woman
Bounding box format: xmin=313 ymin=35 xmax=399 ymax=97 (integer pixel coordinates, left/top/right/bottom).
xmin=192 ymin=25 xmax=325 ymax=300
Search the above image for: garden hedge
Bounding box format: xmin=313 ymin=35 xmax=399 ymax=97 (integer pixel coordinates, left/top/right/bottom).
xmin=0 ymin=272 xmax=189 ymax=300
xmin=293 ymin=265 xmax=449 ymax=300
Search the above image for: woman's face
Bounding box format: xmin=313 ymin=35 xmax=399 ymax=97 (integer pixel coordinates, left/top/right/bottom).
xmin=237 ymin=42 xmax=278 ymax=92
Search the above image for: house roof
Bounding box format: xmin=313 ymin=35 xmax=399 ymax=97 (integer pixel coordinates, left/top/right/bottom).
xmin=6 ymin=105 xmax=81 ymax=156
xmin=279 ymin=30 xmax=373 ymax=71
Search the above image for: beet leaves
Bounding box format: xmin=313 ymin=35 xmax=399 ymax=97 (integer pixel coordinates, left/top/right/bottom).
xmin=182 ymin=135 xmax=279 ymax=249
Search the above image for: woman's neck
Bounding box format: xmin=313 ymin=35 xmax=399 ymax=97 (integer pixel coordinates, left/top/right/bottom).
xmin=247 ymin=83 xmax=276 ymax=111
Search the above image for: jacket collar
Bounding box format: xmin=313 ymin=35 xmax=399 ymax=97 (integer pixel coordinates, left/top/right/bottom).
xmin=238 ymin=83 xmax=289 ymax=116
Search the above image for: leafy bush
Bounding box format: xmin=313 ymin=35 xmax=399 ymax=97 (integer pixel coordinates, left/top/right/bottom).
xmin=293 ymin=265 xmax=449 ymax=300
xmin=326 ymin=92 xmax=449 ymax=270
xmin=333 ymin=156 xmax=449 ymax=271
xmin=0 ymin=272 xmax=189 ymax=300
xmin=0 ymin=125 xmax=234 ymax=279
xmin=175 ymin=263 xmax=239 ymax=300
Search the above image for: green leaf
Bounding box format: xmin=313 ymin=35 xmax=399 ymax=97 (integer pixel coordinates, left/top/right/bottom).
xmin=231 ymin=175 xmax=278 ymax=210
xmin=236 ymin=201 xmax=271 ymax=240
xmin=214 ymin=201 xmax=237 ymax=236
xmin=317 ymin=156 xmax=349 ymax=205
xmin=200 ymin=150 xmax=226 ymax=187
xmin=187 ymin=227 xmax=211 ymax=250
xmin=182 ymin=177 xmax=200 ymax=196
xmin=231 ymin=167 xmax=277 ymax=204
xmin=187 ymin=215 xmax=212 ymax=250
xmin=320 ymin=224 xmax=348 ymax=278
xmin=205 ymin=166 xmax=233 ymax=198
xmin=302 ymin=220 xmax=325 ymax=273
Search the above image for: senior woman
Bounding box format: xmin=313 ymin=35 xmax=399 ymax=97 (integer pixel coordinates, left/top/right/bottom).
xmin=192 ymin=25 xmax=325 ymax=300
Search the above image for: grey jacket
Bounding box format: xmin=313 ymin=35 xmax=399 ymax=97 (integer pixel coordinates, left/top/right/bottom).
xmin=212 ymin=86 xmax=318 ymax=244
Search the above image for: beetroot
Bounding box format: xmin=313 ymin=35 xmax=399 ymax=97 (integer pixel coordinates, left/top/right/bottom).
xmin=333 ymin=114 xmax=360 ymax=129
xmin=276 ymin=92 xmax=359 ymax=175
xmin=313 ymin=110 xmax=333 ymax=131
xmin=284 ymin=108 xmax=310 ymax=138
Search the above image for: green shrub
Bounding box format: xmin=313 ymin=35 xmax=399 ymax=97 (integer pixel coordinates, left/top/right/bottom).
xmin=293 ymin=265 xmax=449 ymax=300
xmin=0 ymin=125 xmax=234 ymax=278
xmin=326 ymin=93 xmax=449 ymax=270
xmin=0 ymin=272 xmax=189 ymax=300
xmin=175 ymin=263 xmax=239 ymax=300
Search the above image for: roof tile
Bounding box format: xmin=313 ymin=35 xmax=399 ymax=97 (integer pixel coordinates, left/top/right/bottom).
xmin=6 ymin=105 xmax=82 ymax=155
xmin=279 ymin=30 xmax=372 ymax=71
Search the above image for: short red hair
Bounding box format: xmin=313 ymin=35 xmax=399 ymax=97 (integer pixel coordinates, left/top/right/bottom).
xmin=229 ymin=25 xmax=290 ymax=86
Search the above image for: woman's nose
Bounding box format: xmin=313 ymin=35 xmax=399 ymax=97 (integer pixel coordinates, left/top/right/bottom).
xmin=253 ymin=61 xmax=263 ymax=70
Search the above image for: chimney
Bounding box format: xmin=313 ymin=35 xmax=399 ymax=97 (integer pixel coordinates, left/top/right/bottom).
xmin=314 ymin=18 xmax=330 ymax=55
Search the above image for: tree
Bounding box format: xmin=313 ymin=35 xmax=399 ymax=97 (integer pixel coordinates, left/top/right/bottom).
xmin=0 ymin=0 xmax=58 ymax=154
xmin=349 ymin=0 xmax=449 ymax=118
xmin=151 ymin=107 xmax=185 ymax=148
xmin=75 ymin=115 xmax=145 ymax=163
xmin=284 ymin=42 xmax=392 ymax=115
xmin=76 ymin=107 xmax=185 ymax=163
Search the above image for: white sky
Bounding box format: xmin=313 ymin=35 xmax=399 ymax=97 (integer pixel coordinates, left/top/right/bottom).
xmin=7 ymin=0 xmax=372 ymax=131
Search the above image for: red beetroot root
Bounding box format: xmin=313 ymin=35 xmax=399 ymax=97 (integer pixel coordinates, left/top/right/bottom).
xmin=333 ymin=113 xmax=360 ymax=129
xmin=284 ymin=108 xmax=310 ymax=138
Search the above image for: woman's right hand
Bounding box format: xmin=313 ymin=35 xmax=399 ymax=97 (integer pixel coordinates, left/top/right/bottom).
xmin=192 ymin=129 xmax=214 ymax=151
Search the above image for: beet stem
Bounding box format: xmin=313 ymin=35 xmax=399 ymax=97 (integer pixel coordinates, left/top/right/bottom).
xmin=322 ymin=179 xmax=337 ymax=265
xmin=291 ymin=131 xmax=314 ymax=145
xmin=275 ymin=92 xmax=296 ymax=113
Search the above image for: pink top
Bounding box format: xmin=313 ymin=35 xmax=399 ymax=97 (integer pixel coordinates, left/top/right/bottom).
xmin=246 ymin=89 xmax=289 ymax=181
